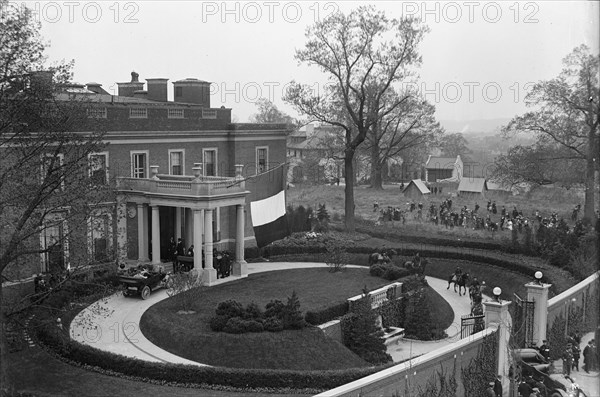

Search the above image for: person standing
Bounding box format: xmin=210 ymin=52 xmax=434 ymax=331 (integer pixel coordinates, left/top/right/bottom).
xmin=562 ymin=344 xmax=574 ymax=376
xmin=572 ymin=341 xmax=581 ymax=371
xmin=485 ymin=381 xmax=495 ymax=397
xmin=494 ymin=375 xmax=502 ymax=397
xmin=583 ymin=339 xmax=593 ymax=373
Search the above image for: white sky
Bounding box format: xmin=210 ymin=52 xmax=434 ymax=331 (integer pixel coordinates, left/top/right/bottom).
xmin=24 ymin=0 xmax=600 ymax=125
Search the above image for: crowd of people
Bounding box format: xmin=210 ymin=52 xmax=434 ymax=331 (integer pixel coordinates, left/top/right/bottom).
xmin=374 ymin=197 xmax=594 ymax=238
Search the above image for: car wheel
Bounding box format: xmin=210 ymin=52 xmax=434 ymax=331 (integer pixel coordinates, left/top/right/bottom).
xmin=550 ymin=392 xmax=562 ymax=397
xmin=141 ymin=286 xmax=151 ymax=300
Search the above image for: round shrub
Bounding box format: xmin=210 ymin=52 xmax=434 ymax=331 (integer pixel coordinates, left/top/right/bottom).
xmin=245 ymin=320 xmax=265 ymax=333
xmin=223 ymin=317 xmax=246 ymax=334
xmin=216 ymin=300 xmax=244 ymax=318
xmin=243 ymin=302 xmax=263 ymax=320
xmin=209 ymin=315 xmax=229 ymax=332
xmin=369 ymin=264 xmax=386 ymax=277
xmin=264 ymin=300 xmax=285 ymax=319
xmin=263 ymin=317 xmax=284 ymax=332
xmin=382 ymin=266 xmax=409 ymax=281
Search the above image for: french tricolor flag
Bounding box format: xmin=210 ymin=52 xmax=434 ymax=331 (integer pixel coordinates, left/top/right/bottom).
xmin=249 ymin=164 xmax=290 ymax=247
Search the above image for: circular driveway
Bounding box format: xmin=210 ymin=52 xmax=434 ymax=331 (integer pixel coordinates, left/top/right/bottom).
xmin=70 ymin=262 xmax=475 ymax=365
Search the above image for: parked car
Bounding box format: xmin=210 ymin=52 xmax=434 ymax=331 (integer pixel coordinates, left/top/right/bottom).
xmin=518 ymin=361 xmax=587 ymax=397
xmin=515 ymin=348 xmax=552 ymax=373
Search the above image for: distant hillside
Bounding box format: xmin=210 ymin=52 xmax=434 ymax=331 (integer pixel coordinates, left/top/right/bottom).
xmin=439 ymin=118 xmax=512 ymax=134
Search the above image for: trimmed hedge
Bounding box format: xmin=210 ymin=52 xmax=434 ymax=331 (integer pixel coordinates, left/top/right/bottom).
xmin=305 ymin=301 xmax=350 ymax=326
xmin=34 ymin=319 xmax=382 ymax=390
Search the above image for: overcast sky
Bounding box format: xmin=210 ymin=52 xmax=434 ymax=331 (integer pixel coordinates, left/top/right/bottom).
xmin=26 ymin=0 xmax=599 ymax=127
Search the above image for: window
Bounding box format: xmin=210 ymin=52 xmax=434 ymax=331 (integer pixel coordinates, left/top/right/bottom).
xmin=131 ymin=151 xmax=149 ymax=178
xmin=89 ymin=211 xmax=111 ymax=262
xmin=203 ymin=149 xmax=217 ymax=176
xmin=202 ymin=109 xmax=217 ymax=119
xmin=41 ymin=153 xmax=64 ymax=190
xmin=175 ymin=86 xmax=182 ymax=97
xmin=169 ymin=150 xmax=184 ymax=175
xmin=168 ymin=108 xmax=184 ymax=119
xmin=129 ymin=108 xmax=147 ymax=118
xmin=256 ymin=146 xmax=268 ymax=173
xmin=41 ymin=219 xmax=68 ymax=273
xmin=89 ymin=152 xmax=109 ymax=185
xmin=87 ymin=107 xmax=107 ymax=118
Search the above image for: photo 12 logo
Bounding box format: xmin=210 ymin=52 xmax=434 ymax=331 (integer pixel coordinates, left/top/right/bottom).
xmin=400 ymin=1 xmax=540 ymax=23
xmin=2 ymin=1 xmax=140 ymax=23
xmin=200 ymin=1 xmax=340 ymax=23
xmin=403 ymin=81 xmax=536 ymax=104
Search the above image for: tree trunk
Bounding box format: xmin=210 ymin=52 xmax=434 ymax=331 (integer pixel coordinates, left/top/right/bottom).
xmin=583 ymin=124 xmax=597 ymax=221
xmin=344 ymin=154 xmax=356 ymax=232
xmin=0 ymin=282 xmax=7 ymax=392
xmin=370 ymin=143 xmax=383 ymax=190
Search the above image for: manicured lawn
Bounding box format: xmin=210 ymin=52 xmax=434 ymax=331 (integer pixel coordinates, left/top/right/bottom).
xmin=141 ymin=267 xmax=453 ymax=369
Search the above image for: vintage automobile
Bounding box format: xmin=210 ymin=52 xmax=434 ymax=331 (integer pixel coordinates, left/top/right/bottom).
xmin=518 ymin=360 xmax=587 ymax=397
xmin=119 ymin=267 xmax=170 ymax=300
xmin=515 ymin=348 xmax=552 ymax=373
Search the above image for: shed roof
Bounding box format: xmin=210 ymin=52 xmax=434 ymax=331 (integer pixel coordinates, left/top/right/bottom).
xmin=426 ymin=156 xmax=459 ymax=169
xmin=404 ymin=179 xmax=431 ymax=194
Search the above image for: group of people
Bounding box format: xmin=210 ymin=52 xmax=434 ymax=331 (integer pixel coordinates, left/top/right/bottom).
xmin=169 ymin=237 xmax=196 ymax=273
xmin=560 ymin=336 xmax=598 ymax=376
xmin=516 ymin=374 xmax=551 ymax=397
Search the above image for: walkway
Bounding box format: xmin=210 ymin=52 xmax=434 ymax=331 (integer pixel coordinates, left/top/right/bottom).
xmin=70 ymin=262 xmax=473 ymax=366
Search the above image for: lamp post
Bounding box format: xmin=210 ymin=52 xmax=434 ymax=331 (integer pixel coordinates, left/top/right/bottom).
xmin=535 ymin=271 xmax=543 ymax=285
xmin=493 ymin=287 xmax=502 ymax=303
xmin=565 ymin=297 xmax=577 ymax=337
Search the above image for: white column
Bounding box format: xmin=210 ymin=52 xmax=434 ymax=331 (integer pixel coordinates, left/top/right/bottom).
xmin=483 ymin=299 xmax=512 ymax=397
xmin=175 ymin=207 xmax=182 ymax=239
xmin=526 ymin=282 xmax=551 ymax=347
xmin=184 ymin=208 xmax=193 ymax=249
xmin=137 ymin=203 xmax=149 ymax=261
xmin=233 ymin=204 xmax=247 ymax=277
xmin=193 ymin=209 xmax=203 ymax=274
xmin=151 ymin=205 xmax=161 ymax=264
xmin=202 ymin=209 xmax=216 ymax=285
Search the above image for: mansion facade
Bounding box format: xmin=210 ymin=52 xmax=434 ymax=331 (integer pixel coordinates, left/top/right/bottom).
xmin=6 ymin=71 xmax=287 ymax=287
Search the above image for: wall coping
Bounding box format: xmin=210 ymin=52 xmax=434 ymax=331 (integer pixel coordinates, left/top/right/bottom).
xmin=547 ymin=271 xmax=599 ymax=308
xmin=315 ymin=324 xmax=499 ymax=397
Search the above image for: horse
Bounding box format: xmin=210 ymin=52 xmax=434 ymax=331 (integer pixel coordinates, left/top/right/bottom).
xmin=403 ymin=258 xmax=428 ymax=275
xmin=469 ymin=282 xmax=485 ymax=303
xmin=447 ymin=272 xmax=470 ymax=296
xmin=368 ymin=249 xmax=396 ymax=266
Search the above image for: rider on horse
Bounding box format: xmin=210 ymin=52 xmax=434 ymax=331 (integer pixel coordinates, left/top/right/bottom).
xmin=454 ymin=266 xmax=463 ymax=281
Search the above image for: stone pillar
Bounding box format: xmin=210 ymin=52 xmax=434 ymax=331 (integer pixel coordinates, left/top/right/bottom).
xmin=151 ymin=205 xmax=161 ymax=264
xmin=116 ymin=198 xmax=128 ymax=261
xmin=526 ymin=282 xmax=551 ymax=347
xmin=202 ymin=209 xmax=216 ymax=285
xmin=193 ymin=209 xmax=204 ymax=273
xmin=175 ymin=207 xmax=182 ymax=239
xmin=232 ymin=204 xmax=248 ymax=277
xmin=484 ymin=299 xmax=512 ymax=397
xmin=137 ymin=203 xmax=149 ymax=261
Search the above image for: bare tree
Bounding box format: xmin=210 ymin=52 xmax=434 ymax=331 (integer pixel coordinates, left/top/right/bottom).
xmin=0 ymin=1 xmax=115 ymax=384
xmin=502 ymin=45 xmax=599 ymax=220
xmin=284 ymin=6 xmax=428 ymax=231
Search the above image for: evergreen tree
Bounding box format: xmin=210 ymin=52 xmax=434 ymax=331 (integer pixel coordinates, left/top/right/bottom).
xmin=283 ymin=290 xmax=305 ymax=329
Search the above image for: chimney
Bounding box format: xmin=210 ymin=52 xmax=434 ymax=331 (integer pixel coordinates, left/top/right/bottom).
xmin=86 ymin=82 xmax=109 ymax=95
xmin=173 ymin=78 xmax=211 ymax=106
xmin=117 ymin=71 xmax=144 ymax=97
xmin=146 ymin=78 xmax=168 ymax=102
xmin=132 ymin=90 xmax=148 ymax=99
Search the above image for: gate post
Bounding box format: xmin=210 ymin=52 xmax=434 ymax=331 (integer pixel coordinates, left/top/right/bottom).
xmin=525 ymin=273 xmax=551 ymax=348
xmin=484 ymin=292 xmax=512 ymax=397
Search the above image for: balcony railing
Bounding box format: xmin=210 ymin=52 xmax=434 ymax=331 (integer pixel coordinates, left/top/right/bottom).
xmin=117 ymin=173 xmax=245 ymax=196
xmin=347 ymin=282 xmax=402 ymax=310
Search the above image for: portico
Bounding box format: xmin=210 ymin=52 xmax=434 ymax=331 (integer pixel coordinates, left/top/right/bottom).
xmin=117 ymin=164 xmax=249 ymax=285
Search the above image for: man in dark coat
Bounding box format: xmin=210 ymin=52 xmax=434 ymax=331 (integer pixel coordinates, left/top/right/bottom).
xmin=494 ymin=375 xmax=502 ymax=397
